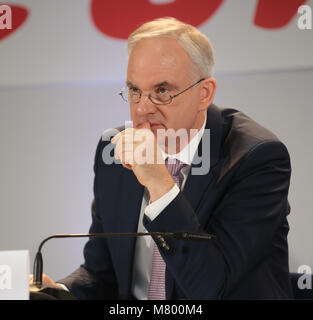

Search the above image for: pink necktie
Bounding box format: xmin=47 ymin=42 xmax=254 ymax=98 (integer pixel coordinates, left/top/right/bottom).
xmin=148 ymin=158 xmax=185 ymax=300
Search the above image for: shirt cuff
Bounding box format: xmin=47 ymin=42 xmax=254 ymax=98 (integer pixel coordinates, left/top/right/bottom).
xmin=145 ymin=184 xmax=180 ymax=221
xmin=56 ymin=283 xmax=69 ymax=292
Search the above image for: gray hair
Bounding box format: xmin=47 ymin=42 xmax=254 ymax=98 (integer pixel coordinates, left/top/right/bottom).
xmin=127 ymin=17 xmax=215 ymax=78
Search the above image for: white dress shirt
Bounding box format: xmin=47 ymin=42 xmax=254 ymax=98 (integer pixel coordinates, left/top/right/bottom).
xmin=131 ymin=118 xmax=206 ymax=299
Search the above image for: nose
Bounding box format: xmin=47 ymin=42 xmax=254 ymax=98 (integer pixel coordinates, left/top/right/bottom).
xmin=134 ymin=94 xmax=157 ymax=117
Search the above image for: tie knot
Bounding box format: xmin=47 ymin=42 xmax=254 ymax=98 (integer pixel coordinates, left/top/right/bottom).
xmin=165 ymin=158 xmax=186 ymax=178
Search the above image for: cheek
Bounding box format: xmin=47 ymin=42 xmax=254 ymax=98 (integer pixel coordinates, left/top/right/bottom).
xmin=168 ymin=101 xmax=198 ymax=129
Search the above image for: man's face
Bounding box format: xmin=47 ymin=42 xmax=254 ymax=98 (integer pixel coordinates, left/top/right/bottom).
xmin=127 ymin=37 xmax=204 ymax=141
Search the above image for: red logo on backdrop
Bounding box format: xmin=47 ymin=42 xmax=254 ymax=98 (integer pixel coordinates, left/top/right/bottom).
xmin=0 ymin=0 xmax=309 ymax=42
xmin=91 ymin=0 xmax=307 ymax=39
xmin=254 ymin=0 xmax=307 ymax=29
xmin=91 ymin=0 xmax=224 ymax=39
xmin=0 ymin=4 xmax=29 ymax=41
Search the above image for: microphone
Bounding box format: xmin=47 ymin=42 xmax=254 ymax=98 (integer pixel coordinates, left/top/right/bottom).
xmin=32 ymin=231 xmax=216 ymax=288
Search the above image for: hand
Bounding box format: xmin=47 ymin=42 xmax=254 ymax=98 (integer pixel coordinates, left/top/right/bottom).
xmin=29 ymin=273 xmax=65 ymax=290
xmin=111 ymin=122 xmax=175 ymax=202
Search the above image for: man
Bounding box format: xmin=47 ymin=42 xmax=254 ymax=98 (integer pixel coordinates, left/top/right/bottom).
xmin=33 ymin=17 xmax=293 ymax=299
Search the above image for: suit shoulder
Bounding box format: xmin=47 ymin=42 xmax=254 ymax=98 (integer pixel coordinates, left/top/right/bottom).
xmin=101 ymin=125 xmax=125 ymax=142
xmin=221 ymin=107 xmax=279 ymax=145
xmin=218 ymin=107 xmax=285 ymax=181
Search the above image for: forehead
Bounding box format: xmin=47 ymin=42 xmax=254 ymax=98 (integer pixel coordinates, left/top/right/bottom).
xmin=127 ymin=37 xmax=192 ymax=88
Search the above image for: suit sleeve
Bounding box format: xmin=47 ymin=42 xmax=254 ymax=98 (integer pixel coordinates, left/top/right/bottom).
xmin=143 ymin=140 xmax=291 ymax=299
xmin=58 ymin=139 xmax=118 ymax=299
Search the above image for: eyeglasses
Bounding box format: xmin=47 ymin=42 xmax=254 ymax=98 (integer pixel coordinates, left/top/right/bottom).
xmin=119 ymin=78 xmax=205 ymax=105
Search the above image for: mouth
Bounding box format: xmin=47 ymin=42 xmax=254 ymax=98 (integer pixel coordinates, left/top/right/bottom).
xmin=149 ymin=123 xmax=164 ymax=131
xmin=137 ymin=121 xmax=165 ymax=131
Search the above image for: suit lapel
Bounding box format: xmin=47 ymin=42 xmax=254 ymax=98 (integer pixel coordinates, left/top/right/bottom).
xmin=111 ymin=167 xmax=144 ymax=294
xmin=183 ymin=104 xmax=224 ymax=224
xmin=168 ymin=105 xmax=225 ymax=299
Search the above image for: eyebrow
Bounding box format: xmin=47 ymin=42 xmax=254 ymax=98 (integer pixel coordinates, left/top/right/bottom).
xmin=154 ymin=81 xmax=179 ymax=90
xmin=126 ymin=80 xmax=179 ymax=90
xmin=126 ymin=81 xmax=136 ymax=88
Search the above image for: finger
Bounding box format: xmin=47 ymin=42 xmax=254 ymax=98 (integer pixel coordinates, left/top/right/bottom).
xmin=111 ymin=131 xmax=123 ymax=144
xmin=115 ymin=140 xmax=121 ymax=160
xmin=123 ymin=150 xmax=134 ymax=166
xmin=123 ymin=131 xmax=134 ymax=143
xmin=121 ymin=141 xmax=134 ymax=152
xmin=118 ymin=150 xmax=133 ymax=170
xmin=116 ymin=141 xmax=129 ymax=163
xmin=114 ymin=134 xmax=129 ymax=159
xmin=124 ymin=127 xmax=134 ymax=135
xmin=138 ymin=121 xmax=151 ymax=130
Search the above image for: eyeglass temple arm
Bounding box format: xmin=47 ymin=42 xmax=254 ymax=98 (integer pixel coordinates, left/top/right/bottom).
xmin=171 ymin=78 xmax=205 ymax=99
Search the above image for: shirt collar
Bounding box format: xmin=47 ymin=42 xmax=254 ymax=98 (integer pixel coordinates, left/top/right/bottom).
xmin=162 ymin=115 xmax=207 ymax=166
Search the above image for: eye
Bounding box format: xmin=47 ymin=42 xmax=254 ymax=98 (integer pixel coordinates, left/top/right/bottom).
xmin=155 ymin=87 xmax=169 ymax=95
xmin=129 ymin=87 xmax=139 ymax=93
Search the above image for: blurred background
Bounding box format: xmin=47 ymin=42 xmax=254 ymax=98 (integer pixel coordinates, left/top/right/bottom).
xmin=1 ymin=0 xmax=313 ymax=281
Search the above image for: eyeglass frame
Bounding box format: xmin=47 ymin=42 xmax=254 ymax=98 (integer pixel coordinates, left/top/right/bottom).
xmin=119 ymin=78 xmax=205 ymax=105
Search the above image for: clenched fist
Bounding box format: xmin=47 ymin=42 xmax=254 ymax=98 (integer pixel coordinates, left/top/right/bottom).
xmin=111 ymin=122 xmax=174 ymax=202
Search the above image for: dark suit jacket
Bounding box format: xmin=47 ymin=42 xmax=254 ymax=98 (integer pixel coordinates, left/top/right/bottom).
xmin=59 ymin=104 xmax=293 ymax=299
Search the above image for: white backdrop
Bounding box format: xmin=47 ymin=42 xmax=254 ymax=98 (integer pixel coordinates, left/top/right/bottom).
xmin=1 ymin=0 xmax=312 ymax=86
xmin=1 ymin=0 xmax=313 ymax=281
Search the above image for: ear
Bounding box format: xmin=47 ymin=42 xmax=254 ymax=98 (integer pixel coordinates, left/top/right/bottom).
xmin=198 ymin=78 xmax=216 ymax=111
